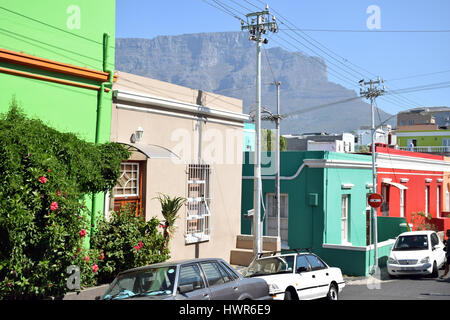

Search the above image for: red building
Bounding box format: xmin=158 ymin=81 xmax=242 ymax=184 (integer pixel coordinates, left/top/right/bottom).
xmin=375 ymin=144 xmax=450 ymax=238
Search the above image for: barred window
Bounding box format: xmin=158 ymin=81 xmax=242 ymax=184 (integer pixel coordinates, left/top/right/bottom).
xmin=185 ymin=164 xmax=212 ymax=244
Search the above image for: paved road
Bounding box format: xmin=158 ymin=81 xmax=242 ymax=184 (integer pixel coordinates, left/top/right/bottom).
xmin=341 ymin=269 xmax=450 ymax=300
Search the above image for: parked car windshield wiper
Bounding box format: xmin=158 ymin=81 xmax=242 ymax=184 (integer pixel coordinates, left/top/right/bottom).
xmin=103 ymin=289 xmax=137 ymax=300
xmin=127 ymin=290 xmax=171 ymax=298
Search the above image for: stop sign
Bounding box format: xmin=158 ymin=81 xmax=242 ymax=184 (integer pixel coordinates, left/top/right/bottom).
xmin=368 ymin=193 xmax=383 ymax=208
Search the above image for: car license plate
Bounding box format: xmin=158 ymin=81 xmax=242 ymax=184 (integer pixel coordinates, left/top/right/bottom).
xmin=400 ymin=267 xmax=419 ymax=272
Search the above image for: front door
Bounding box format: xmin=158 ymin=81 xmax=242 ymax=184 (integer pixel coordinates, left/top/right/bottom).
xmin=266 ymin=193 xmax=289 ymax=247
xmin=112 ymin=161 xmax=145 ymax=216
xmin=381 ymin=184 xmax=390 ymax=217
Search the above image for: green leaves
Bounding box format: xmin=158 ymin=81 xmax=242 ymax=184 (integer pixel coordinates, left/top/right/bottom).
xmin=155 ymin=193 xmax=186 ymax=232
xmin=90 ymin=205 xmax=169 ymax=284
xmin=0 ymin=100 xmax=129 ymax=299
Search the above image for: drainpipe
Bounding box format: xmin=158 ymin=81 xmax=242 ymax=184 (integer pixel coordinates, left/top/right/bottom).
xmin=91 ymin=32 xmax=114 ymax=239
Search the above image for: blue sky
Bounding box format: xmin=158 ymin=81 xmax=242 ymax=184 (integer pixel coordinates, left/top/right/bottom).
xmin=116 ymin=0 xmax=450 ymax=116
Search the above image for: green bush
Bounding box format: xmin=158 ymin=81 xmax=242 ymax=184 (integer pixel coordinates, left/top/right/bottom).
xmin=0 ymin=99 xmax=130 ymax=299
xmin=90 ymin=205 xmax=169 ymax=285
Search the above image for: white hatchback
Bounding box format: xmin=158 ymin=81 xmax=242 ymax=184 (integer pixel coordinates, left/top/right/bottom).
xmin=387 ymin=231 xmax=446 ymax=278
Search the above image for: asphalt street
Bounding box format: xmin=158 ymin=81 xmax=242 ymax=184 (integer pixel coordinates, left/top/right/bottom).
xmin=340 ymin=268 xmax=450 ymax=300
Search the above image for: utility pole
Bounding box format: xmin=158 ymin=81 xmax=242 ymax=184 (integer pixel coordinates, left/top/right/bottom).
xmin=359 ymin=77 xmax=385 ymax=273
xmin=274 ymin=81 xmax=281 ymax=241
xmin=241 ymin=5 xmax=278 ymax=255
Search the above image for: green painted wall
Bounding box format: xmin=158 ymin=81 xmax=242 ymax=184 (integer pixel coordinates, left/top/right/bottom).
xmin=0 ymin=0 xmax=115 ymax=142
xmin=377 ymin=216 xmax=408 ymax=242
xmin=397 ymin=132 xmax=450 ymax=147
xmin=241 ymin=151 xmax=405 ymax=276
xmin=0 ymin=1 xmax=116 ymax=244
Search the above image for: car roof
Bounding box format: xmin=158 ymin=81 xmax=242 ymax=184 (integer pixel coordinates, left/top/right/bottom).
xmin=256 ymin=252 xmax=312 ymax=260
xmin=118 ymin=258 xmax=228 ymax=275
xmin=397 ymin=230 xmax=435 ymax=237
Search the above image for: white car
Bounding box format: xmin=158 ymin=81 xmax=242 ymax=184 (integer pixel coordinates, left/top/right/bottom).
xmin=241 ymin=250 xmax=345 ymax=300
xmin=387 ymin=230 xmax=446 ymax=278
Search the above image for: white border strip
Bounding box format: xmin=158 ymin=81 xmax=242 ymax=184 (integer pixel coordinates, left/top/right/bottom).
xmin=322 ymin=239 xmax=396 ymax=252
xmin=114 ymin=90 xmax=250 ymax=123
xmin=116 ymin=103 xmax=244 ymax=128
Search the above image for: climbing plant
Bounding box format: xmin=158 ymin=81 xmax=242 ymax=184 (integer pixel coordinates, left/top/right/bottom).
xmin=0 ymin=98 xmax=130 ymax=299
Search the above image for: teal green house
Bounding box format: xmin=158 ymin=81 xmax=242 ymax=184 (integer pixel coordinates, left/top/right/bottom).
xmin=241 ymin=151 xmax=407 ymax=276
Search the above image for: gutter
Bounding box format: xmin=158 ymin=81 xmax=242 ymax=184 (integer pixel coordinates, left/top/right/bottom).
xmin=92 ymin=32 xmax=114 ymax=237
xmin=113 ymin=90 xmax=250 ymax=125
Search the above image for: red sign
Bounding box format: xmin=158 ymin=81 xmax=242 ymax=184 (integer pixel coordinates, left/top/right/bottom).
xmin=368 ymin=193 xmax=383 ymax=208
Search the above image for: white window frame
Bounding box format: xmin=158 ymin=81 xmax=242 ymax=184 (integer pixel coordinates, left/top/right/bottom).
xmin=446 ymin=186 xmax=450 ymax=212
xmin=425 ymin=186 xmax=430 ymax=215
xmin=185 ymin=164 xmax=212 ymax=244
xmin=113 ymin=162 xmax=140 ymax=198
xmin=437 ymin=185 xmax=441 ymax=218
xmin=341 ymin=194 xmax=350 ymax=244
xmin=400 ymin=189 xmax=405 ymax=218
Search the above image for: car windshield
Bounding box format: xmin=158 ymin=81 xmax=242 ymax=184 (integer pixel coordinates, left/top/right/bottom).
xmin=102 ymin=266 xmax=177 ymax=300
xmin=393 ymin=235 xmax=429 ymax=251
xmin=242 ymin=255 xmax=295 ymax=277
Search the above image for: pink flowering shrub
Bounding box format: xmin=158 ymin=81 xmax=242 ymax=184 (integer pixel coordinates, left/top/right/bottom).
xmin=90 ymin=204 xmax=169 ymax=284
xmin=0 ymin=101 xmax=130 ymax=299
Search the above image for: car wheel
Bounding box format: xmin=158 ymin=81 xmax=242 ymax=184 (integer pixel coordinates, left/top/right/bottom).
xmin=431 ymin=261 xmax=439 ymax=278
xmin=284 ymin=290 xmax=293 ymax=300
xmin=326 ymin=284 xmax=338 ymax=301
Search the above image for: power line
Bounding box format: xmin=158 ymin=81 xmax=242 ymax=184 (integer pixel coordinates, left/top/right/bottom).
xmin=0 ymin=6 xmax=114 ymax=48
xmin=279 ymin=28 xmax=450 ymax=33
xmin=254 ymin=0 xmax=428 ymax=109
xmin=206 ymin=0 xmax=430 ymax=114
xmin=387 ymin=69 xmax=450 ymax=82
xmin=201 ymin=0 xmax=242 ymax=20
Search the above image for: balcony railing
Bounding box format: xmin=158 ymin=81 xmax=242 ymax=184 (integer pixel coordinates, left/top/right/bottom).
xmin=398 ymin=146 xmax=450 ymax=153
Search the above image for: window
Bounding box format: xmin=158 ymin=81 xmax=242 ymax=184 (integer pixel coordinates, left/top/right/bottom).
xmin=295 ymin=255 xmax=310 ymax=273
xmin=408 ymin=120 xmax=414 ymax=125
xmin=266 ymin=194 xmax=289 ymax=219
xmin=265 ymin=193 xmax=289 ymax=242
xmin=179 ymin=264 xmax=205 ymax=290
xmin=431 ymin=233 xmax=439 ymax=248
xmin=112 ymin=161 xmax=144 ymax=216
xmin=447 ymin=185 xmax=450 ymax=212
xmin=437 ymin=185 xmax=441 ymax=218
xmin=425 ymin=186 xmax=430 ymax=214
xmin=186 ymin=164 xmax=212 ymax=243
xmin=218 ymin=262 xmax=239 ymax=280
xmin=341 ymin=195 xmax=350 ymax=244
xmin=305 ymin=255 xmax=327 ymax=271
xmin=400 ymin=189 xmax=405 ymax=218
xmin=215 ymin=263 xmax=233 ymax=283
xmin=200 ymin=262 xmax=224 ymax=286
xmin=114 ymin=162 xmax=140 ymax=197
xmin=442 ymin=139 xmax=450 ymax=152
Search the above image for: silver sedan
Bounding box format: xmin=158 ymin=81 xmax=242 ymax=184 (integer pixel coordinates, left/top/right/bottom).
xmin=99 ymin=258 xmax=271 ymax=300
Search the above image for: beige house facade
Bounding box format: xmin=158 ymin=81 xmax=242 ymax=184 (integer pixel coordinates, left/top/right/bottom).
xmin=108 ymin=71 xmax=249 ymax=262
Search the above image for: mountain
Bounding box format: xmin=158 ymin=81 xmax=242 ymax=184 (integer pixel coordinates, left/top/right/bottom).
xmin=115 ymin=31 xmax=395 ymax=134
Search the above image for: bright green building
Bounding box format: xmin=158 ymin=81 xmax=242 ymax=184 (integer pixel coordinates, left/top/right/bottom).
xmin=397 ymin=130 xmax=450 ymax=153
xmin=0 ymin=0 xmax=116 ymax=239
xmin=241 ymin=151 xmax=407 ymax=276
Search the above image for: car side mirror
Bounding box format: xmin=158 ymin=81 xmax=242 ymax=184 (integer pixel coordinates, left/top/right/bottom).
xmin=178 ymin=284 xmax=194 ymax=294
xmin=297 ymin=266 xmax=308 ymax=273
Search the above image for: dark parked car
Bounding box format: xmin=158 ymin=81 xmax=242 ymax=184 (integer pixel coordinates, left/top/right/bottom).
xmin=99 ymin=258 xmax=271 ymax=300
